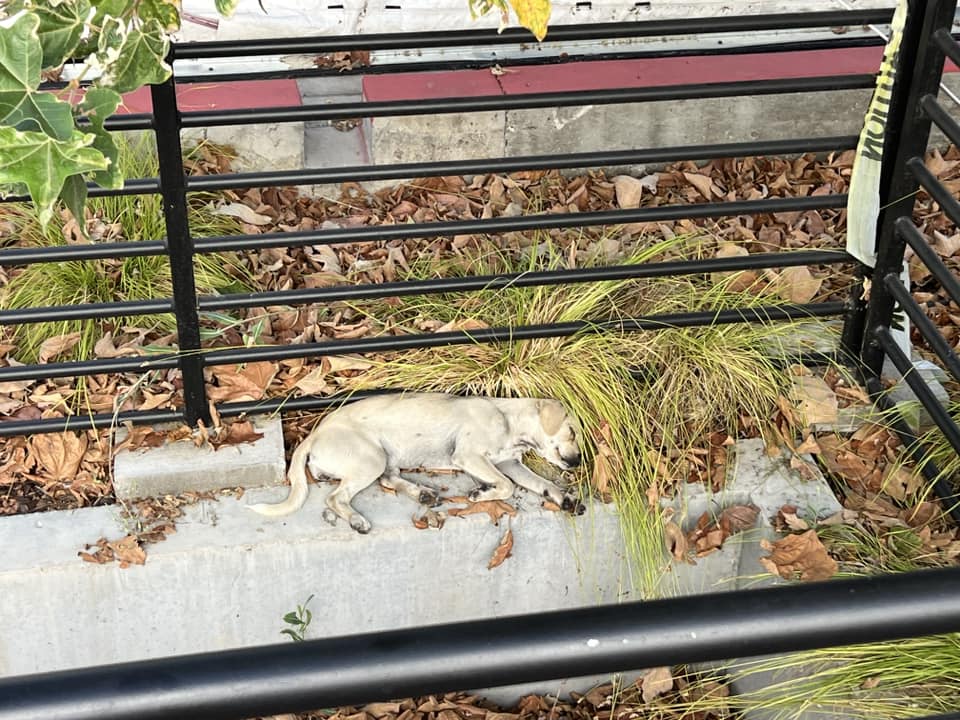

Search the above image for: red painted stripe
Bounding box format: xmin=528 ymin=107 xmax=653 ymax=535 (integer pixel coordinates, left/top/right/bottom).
xmin=116 ymin=79 xmax=303 ymax=114
xmin=364 ymin=47 xmax=960 ymax=101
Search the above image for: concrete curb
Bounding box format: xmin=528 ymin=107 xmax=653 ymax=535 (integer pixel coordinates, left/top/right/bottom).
xmin=2 ymin=438 xmax=842 ymax=717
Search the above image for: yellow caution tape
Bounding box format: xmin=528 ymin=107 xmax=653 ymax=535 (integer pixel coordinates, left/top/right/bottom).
xmin=846 ymin=0 xmax=909 ymax=267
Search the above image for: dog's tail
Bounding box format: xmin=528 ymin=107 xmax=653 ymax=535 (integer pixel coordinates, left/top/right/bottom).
xmin=248 ymin=437 xmax=312 ymax=517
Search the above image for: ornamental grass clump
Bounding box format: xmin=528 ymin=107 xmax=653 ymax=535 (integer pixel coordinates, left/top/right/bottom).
xmin=347 ymin=232 xmax=833 ymax=596
xmin=1 ymin=134 xmax=251 ymax=364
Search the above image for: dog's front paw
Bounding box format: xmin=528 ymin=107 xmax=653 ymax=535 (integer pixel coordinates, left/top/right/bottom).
xmin=561 ymin=494 xmax=586 ymax=516
xmin=322 ymin=508 xmax=338 ymax=527
xmin=418 ymin=488 xmax=440 ymax=506
xmin=349 ymin=514 xmax=372 ymax=534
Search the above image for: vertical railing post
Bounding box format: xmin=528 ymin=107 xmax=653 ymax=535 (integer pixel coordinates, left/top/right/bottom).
xmin=859 ymin=0 xmax=959 ymax=378
xmin=151 ymin=66 xmax=211 ymax=427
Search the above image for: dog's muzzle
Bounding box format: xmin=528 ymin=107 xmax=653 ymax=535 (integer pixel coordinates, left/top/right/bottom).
xmin=562 ymin=452 xmax=582 ymax=469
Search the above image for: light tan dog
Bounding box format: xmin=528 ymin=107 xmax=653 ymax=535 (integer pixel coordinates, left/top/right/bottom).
xmin=249 ymin=393 xmax=584 ymax=533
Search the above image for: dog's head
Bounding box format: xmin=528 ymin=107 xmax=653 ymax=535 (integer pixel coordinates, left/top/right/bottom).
xmin=535 ymin=399 xmax=582 ymax=471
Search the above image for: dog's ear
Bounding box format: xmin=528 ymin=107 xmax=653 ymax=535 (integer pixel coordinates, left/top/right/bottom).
xmin=538 ymin=399 xmax=567 ymax=435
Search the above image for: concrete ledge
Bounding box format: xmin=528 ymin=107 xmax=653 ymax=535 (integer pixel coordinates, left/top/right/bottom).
xmin=112 ymin=415 xmax=286 ymax=500
xmin=2 ymin=437 xmax=842 ymax=713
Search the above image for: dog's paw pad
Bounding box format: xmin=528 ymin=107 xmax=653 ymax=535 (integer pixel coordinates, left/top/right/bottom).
xmin=349 ymin=515 xmax=372 ymax=534
xmin=468 ymin=489 xmax=483 ymax=502
xmin=419 ymin=489 xmax=440 ymax=506
xmin=562 ymin=495 xmax=586 ymax=515
xmin=322 ymin=509 xmax=338 ymax=527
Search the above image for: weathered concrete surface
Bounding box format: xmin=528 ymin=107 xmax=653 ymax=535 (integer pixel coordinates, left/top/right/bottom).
xmin=0 ymin=473 xmax=630 ymax=680
xmin=2 ymin=436 xmax=843 ymax=717
xmin=112 ymin=416 xmax=286 ymax=500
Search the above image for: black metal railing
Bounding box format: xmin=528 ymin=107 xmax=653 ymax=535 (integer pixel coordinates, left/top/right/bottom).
xmin=4 ymin=4 xmax=960 ymax=720
xmin=855 ymin=0 xmax=960 ymax=523
xmin=0 ymin=9 xmax=896 ymax=436
xmin=1 ymin=568 xmax=959 ymax=720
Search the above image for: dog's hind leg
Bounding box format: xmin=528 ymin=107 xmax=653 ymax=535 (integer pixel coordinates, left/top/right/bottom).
xmin=380 ymin=473 xmax=440 ymax=506
xmin=496 ymin=459 xmax=585 ymax=515
xmin=317 ymin=431 xmax=386 ymax=534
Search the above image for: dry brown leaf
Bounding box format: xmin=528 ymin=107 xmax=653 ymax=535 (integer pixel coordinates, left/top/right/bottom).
xmin=777 ymin=266 xmax=823 ymax=304
xmin=411 ymin=509 xmax=445 ymax=530
xmin=214 ymin=420 xmax=264 ymax=449
xmin=434 ymin=318 xmax=490 ymax=334
xmin=613 ymin=175 xmax=644 ymax=209
xmin=663 ymin=520 xmax=689 ymax=562
xmin=759 ymin=530 xmax=838 ymax=582
xmin=294 ymin=368 xmax=329 ymax=395
xmin=792 ymin=375 xmax=838 ymax=426
xmin=38 ymin=332 xmax=81 ymax=362
xmin=110 ymin=535 xmax=147 ymax=568
xmin=363 ymin=703 xmax=402 ymax=717
xmin=683 ymin=171 xmax=715 ymax=199
xmin=640 ymin=666 xmax=674 ymax=703
xmin=488 ymin=528 xmax=514 ymax=570
xmin=591 ymin=421 xmax=621 ymax=495
xmin=776 ymin=505 xmax=810 ymax=531
xmin=29 ymin=432 xmax=88 ymax=481
xmin=326 ymin=355 xmax=373 ymax=373
xmin=448 ymin=500 xmax=517 ymax=525
xmin=719 ymin=504 xmax=760 ymax=534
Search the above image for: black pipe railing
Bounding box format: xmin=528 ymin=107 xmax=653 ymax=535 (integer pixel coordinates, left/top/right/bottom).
xmin=0 ymin=7 xmax=910 ymax=440
xmin=5 ymin=5 xmax=960 ymax=720
xmin=1 ymin=567 xmax=959 ymax=720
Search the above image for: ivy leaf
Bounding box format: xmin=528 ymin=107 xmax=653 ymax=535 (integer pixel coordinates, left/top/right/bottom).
xmin=97 ymin=17 xmax=171 ymax=94
xmin=139 ymin=0 xmax=182 ymax=32
xmin=0 ymin=126 xmax=108 ymax=228
xmin=215 ymin=0 xmax=241 ymax=16
xmin=507 ymin=0 xmax=550 ymax=41
xmin=79 ymin=86 xmax=122 ymax=188
xmin=72 ymin=0 xmax=128 ymax=57
xmin=0 ymin=13 xmax=74 ymax=139
xmin=33 ymin=0 xmax=93 ymax=68
xmin=60 ymin=173 xmax=88 ymax=226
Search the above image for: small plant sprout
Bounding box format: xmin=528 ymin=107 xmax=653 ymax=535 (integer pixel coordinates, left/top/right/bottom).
xmin=281 ymin=594 xmax=315 ymax=642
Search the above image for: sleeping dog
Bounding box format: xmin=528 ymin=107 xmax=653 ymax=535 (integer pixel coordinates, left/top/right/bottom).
xmin=249 ymin=393 xmax=584 ymax=533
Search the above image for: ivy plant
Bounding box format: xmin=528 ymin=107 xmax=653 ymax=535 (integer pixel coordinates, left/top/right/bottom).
xmin=0 ymin=0 xmax=548 ymax=229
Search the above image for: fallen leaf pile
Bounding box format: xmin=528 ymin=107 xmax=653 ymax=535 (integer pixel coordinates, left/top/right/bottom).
xmin=79 ymin=491 xmax=221 ymax=567
xmin=246 ymin=673 xmax=731 ymax=720
xmin=760 ymin=529 xmax=838 ymax=582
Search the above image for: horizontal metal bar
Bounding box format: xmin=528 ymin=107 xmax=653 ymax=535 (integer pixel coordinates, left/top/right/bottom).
xmin=174 ymin=10 xmax=895 ymax=58
xmin=934 ymin=27 xmax=960 ymax=68
xmin=0 ymin=178 xmax=160 ymax=205
xmin=920 ymin=94 xmax=960 ymax=148
xmin=216 ymin=388 xmax=398 ymax=418
xmin=0 ymin=354 xmax=180 ymax=383
xmin=0 ymin=566 xmax=957 ymax=720
xmin=0 ymin=240 xmax=167 ymax=267
xmin=865 ymin=376 xmax=960 ymax=524
xmin=875 ymin=325 xmax=960 ymax=460
xmin=0 ymin=298 xmax=173 ymax=326
xmin=896 ymin=216 xmax=960 ymax=307
xmin=199 ymin=250 xmax=851 ymax=313
xmin=882 ymin=273 xmax=960 ymax=384
xmin=188 ymin=136 xmax=859 ymax=193
xmin=0 ymin=409 xmax=184 ymax=438
xmin=202 ymin=302 xmax=845 ymax=367
xmin=194 ymin=194 xmax=848 ymax=253
xmin=181 ymin=75 xmax=875 ymax=128
xmin=175 ymin=35 xmax=891 ymax=84
xmin=96 ymin=114 xmax=153 ymax=132
xmin=907 ymin=155 xmax=960 ymax=228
